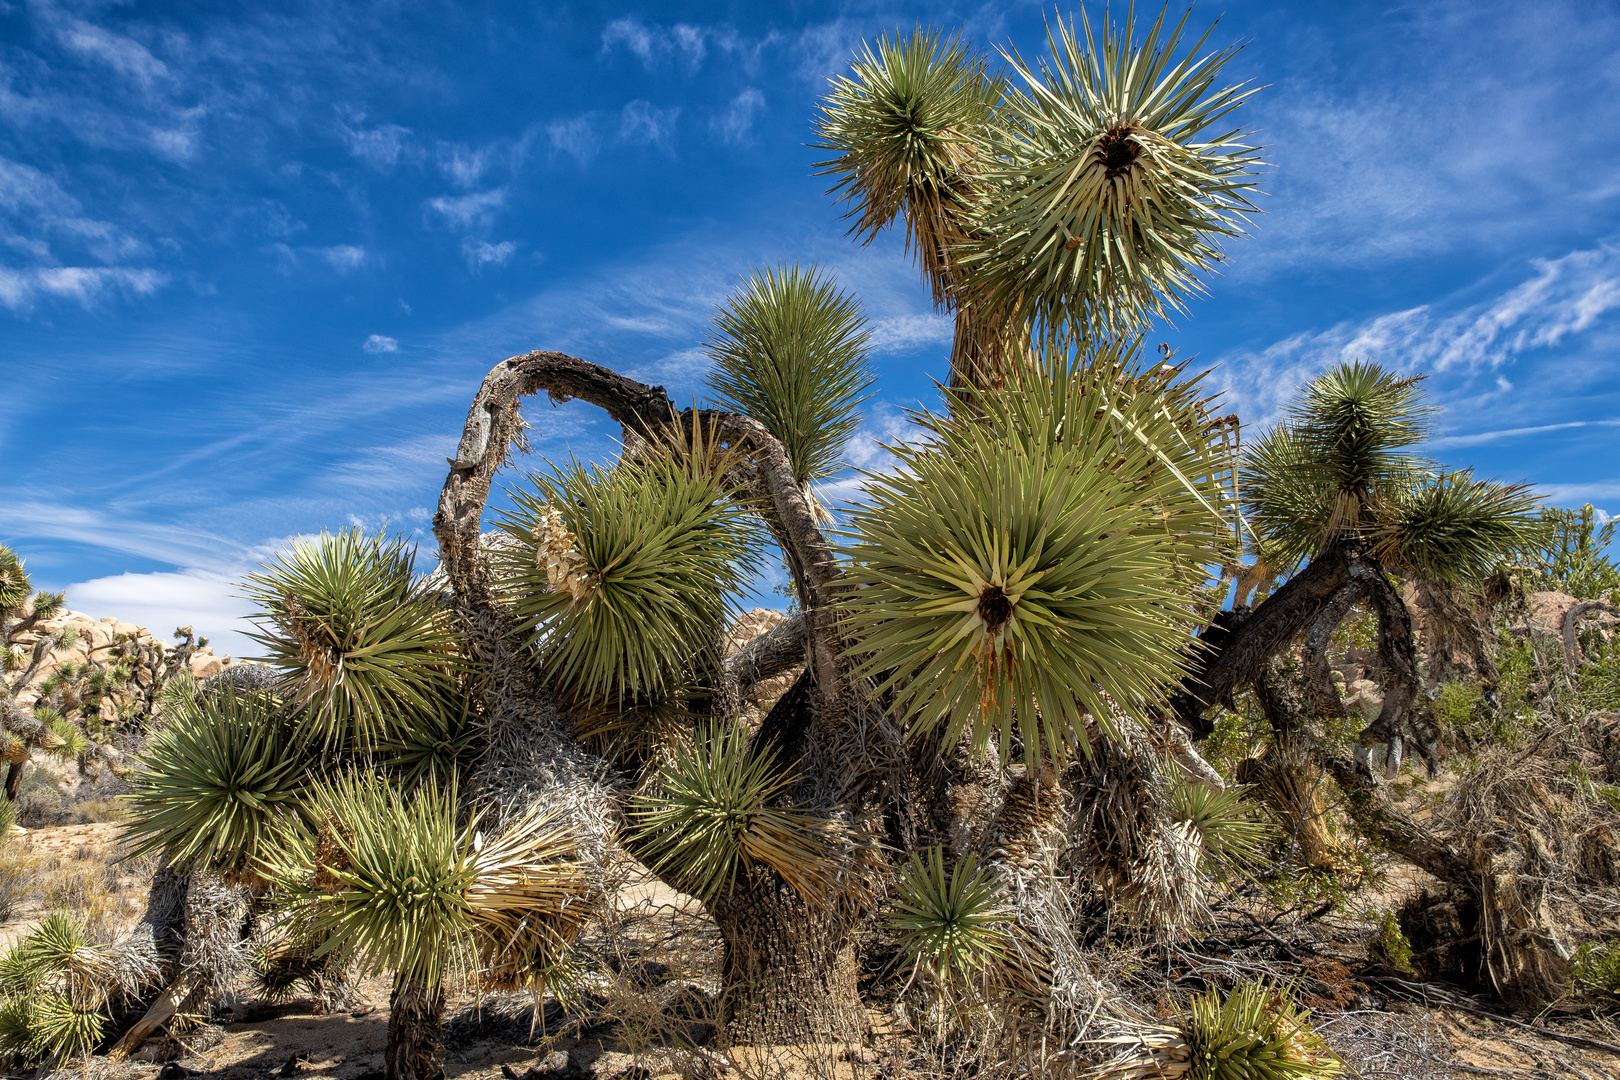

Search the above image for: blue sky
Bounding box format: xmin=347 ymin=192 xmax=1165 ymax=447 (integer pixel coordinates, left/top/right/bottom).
xmin=2 ymin=0 xmax=1617 ymax=658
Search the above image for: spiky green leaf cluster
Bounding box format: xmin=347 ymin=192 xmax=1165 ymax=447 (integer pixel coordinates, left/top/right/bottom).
xmin=706 ymin=263 xmax=875 ymax=486
xmin=631 ymin=721 xmax=847 ymax=905
xmin=889 ymin=847 xmax=1009 ymax=985
xmin=964 ymin=9 xmax=1262 ymax=337
xmin=266 ymin=775 xmax=594 ymax=990
xmin=0 ymin=546 xmax=29 ymax=612
xmin=814 ymin=29 xmax=999 ymax=305
xmin=123 ymin=686 xmax=305 ymax=871
xmin=1180 ymin=982 xmax=1341 ymax=1079
xmin=840 ymin=345 xmax=1229 ymax=767
xmin=377 ymin=687 xmax=482 ymax=789
xmin=0 ymin=913 xmax=109 ymax=1065
xmin=1244 ymin=362 xmax=1538 ymax=582
xmin=243 ymin=529 xmax=461 ymax=747
xmin=1170 ymin=780 xmax=1277 ymax=876
xmin=268 ymin=773 xmax=475 ymax=986
xmin=498 ymin=456 xmax=757 ymax=702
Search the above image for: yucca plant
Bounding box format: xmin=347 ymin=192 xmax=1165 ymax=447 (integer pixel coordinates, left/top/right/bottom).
xmin=706 ymin=263 xmax=875 ymax=489
xmin=631 ymin=721 xmax=849 ymax=906
xmin=265 ymin=774 xmax=597 ymax=1080
xmin=243 ymin=528 xmax=461 ymax=747
xmin=1177 ymin=982 xmax=1341 ymax=1079
xmin=963 ymin=9 xmax=1263 ymax=340
xmin=814 ymin=29 xmax=998 ymax=306
xmin=841 ymin=345 xmax=1229 ymax=767
xmin=498 ymin=455 xmax=757 ymax=703
xmin=889 ymin=847 xmax=1010 ymax=989
xmin=0 ymin=912 xmax=111 ymax=1065
xmin=123 ymin=686 xmax=305 ymax=875
xmin=0 ymin=547 xmax=29 ymax=614
xmin=376 ymin=684 xmax=482 ymax=788
xmin=1169 ymin=779 xmax=1277 ymax=878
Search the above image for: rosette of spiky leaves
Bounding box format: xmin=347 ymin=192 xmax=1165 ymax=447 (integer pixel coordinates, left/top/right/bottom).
xmin=1169 ymin=780 xmax=1277 ymax=878
xmin=841 ymin=345 xmax=1229 ymax=767
xmin=814 ymin=29 xmax=999 ymax=305
xmin=1179 ymin=982 xmax=1342 ymax=1079
xmin=498 ymin=456 xmax=757 ymax=703
xmin=962 ymin=8 xmax=1262 ymax=340
xmin=0 ymin=913 xmax=111 ymax=1064
xmin=267 ymin=773 xmax=475 ymax=986
xmin=889 ymin=847 xmax=1010 ymax=988
xmin=377 ymin=684 xmax=482 ymax=789
xmin=243 ymin=529 xmax=460 ymax=748
xmin=1373 ymin=470 xmax=1539 ymax=586
xmin=705 ymin=263 xmax=875 ymax=487
xmin=123 ymin=686 xmax=305 ymax=872
xmin=267 ymin=775 xmax=598 ymax=991
xmin=631 ymin=721 xmax=849 ymax=906
xmin=1244 ymin=363 xmax=1537 ymax=584
xmin=1243 ymin=363 xmax=1433 ymax=571
xmin=0 ymin=546 xmax=29 ymax=612
xmin=463 ymin=804 xmax=596 ymax=992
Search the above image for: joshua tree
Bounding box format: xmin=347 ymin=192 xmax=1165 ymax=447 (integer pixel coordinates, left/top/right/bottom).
xmin=1171 ymin=363 xmax=1538 ymax=774
xmin=119 ymin=11 xmax=1351 ymax=1077
xmin=815 ymin=10 xmax=1263 ymax=393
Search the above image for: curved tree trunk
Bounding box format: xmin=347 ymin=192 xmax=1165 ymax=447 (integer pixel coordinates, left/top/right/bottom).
xmin=431 ymin=351 xmax=880 ymax=1044
xmin=386 ymin=977 xmax=446 ymax=1080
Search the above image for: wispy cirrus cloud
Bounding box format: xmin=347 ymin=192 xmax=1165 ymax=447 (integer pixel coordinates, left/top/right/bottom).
xmin=1212 ymin=241 xmax=1620 ymax=425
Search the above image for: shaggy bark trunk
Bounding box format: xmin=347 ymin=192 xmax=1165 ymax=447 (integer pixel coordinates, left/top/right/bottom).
xmin=709 ymin=879 xmax=868 ymax=1045
xmin=4 ymin=761 xmax=22 ymax=801
xmin=386 ymin=977 xmax=445 ymax=1080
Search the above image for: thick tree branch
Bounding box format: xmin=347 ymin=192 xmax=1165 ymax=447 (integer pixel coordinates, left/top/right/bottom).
xmin=431 ymin=351 xmax=846 ymax=697
xmin=1561 ymin=600 xmax=1620 ymax=677
xmin=1171 ymin=547 xmax=1353 ymax=736
xmin=724 ymin=613 xmax=808 ymax=697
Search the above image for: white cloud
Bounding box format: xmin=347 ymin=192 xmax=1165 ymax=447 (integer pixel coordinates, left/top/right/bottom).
xmin=866 ymin=312 xmax=952 ymax=354
xmin=462 ymin=239 xmax=516 ymax=270
xmin=437 ymin=142 xmax=497 ymax=189
xmin=547 ymin=116 xmax=599 ymax=166
xmin=57 ymin=19 xmax=169 ymax=89
xmin=340 ymin=117 xmax=414 ymax=171
xmin=64 ymin=569 xmax=258 ymax=661
xmin=319 ymin=244 xmax=366 ymax=273
xmin=601 ymin=16 xmax=712 ymax=69
xmin=713 ymin=87 xmax=765 ymax=144
xmin=424 ymin=188 xmax=506 ymax=231
xmin=0 ymin=265 xmax=167 ymax=311
xmin=619 ymin=101 xmax=679 ymax=149
xmin=363 ymin=334 xmax=398 ymax=353
xmin=1212 ymin=241 xmax=1620 ymax=424
xmin=1427 ymin=418 xmax=1620 ymax=450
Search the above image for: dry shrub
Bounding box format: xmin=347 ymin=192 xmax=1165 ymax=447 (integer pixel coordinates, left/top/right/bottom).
xmin=74 ymin=797 xmax=128 ymax=823
xmin=1412 ymin=719 xmax=1620 ymax=1006
xmin=0 ymin=847 xmax=37 ymax=920
xmin=40 ymin=861 xmax=120 ymax=913
xmin=1237 ymin=745 xmax=1354 ymax=873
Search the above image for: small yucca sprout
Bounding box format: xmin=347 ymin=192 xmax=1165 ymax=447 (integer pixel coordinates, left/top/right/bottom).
xmin=123 ymin=687 xmax=304 ymax=872
xmin=889 ymin=847 xmax=1009 ymax=987
xmin=631 ymin=722 xmax=849 ymax=906
xmin=244 ymin=528 xmax=461 ymax=747
xmin=1179 ymin=982 xmax=1341 ymax=1079
xmin=499 ymin=457 xmax=757 ymax=703
xmin=0 ymin=995 xmax=31 ymax=1054
xmin=1169 ymin=780 xmax=1278 ymax=877
xmin=24 ymin=992 xmax=103 ymax=1061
